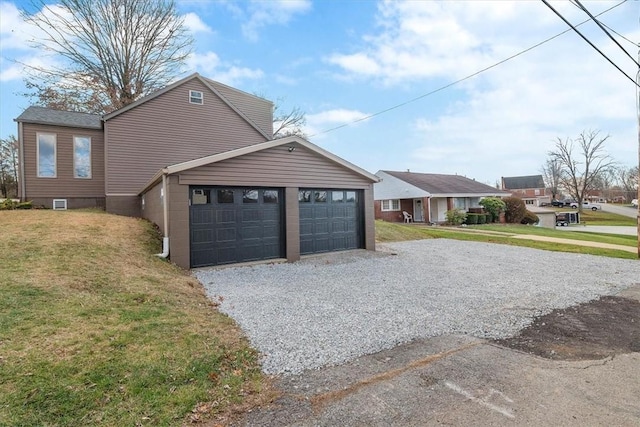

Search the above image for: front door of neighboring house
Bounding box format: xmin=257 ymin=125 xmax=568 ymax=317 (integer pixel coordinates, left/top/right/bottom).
xmin=413 ymin=199 xmax=424 ymax=222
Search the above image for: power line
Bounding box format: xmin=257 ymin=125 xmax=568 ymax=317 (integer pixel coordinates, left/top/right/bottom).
xmin=310 ymin=0 xmax=630 ymax=137
xmin=571 ymin=0 xmax=640 ymax=68
xmin=541 ymin=0 xmax=638 ymax=87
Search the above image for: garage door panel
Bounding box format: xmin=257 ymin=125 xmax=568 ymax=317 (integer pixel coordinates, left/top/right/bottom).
xmin=299 ymin=188 xmax=363 ymax=256
xmin=190 ymin=187 xmax=284 ymax=267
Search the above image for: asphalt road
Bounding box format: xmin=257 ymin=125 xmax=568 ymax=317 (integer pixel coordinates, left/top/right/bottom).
xmin=600 ymin=203 xmax=638 ymax=219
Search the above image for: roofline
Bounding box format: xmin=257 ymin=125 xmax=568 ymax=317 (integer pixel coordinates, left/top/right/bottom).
xmin=204 ymin=77 xmax=274 ymax=108
xmin=373 ymin=170 xmax=431 ymax=200
xmin=102 ymin=73 xmax=271 ymax=140
xmin=139 ymin=136 xmax=379 ymax=194
xmin=12 ymin=117 xmax=102 ymax=130
xmin=429 ymin=192 xmax=512 ymax=197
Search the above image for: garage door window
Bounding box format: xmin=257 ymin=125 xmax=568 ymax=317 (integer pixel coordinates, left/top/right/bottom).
xmin=192 ymin=189 xmax=211 ymax=205
xmin=346 ymin=191 xmax=356 ymax=202
xmin=217 ymin=189 xmax=234 ymax=203
xmin=299 ymin=190 xmax=312 ymax=202
xmin=314 ymin=191 xmax=327 ymax=202
xmin=332 ymin=191 xmax=344 ymax=202
xmin=243 ymin=189 xmax=258 ymax=203
xmin=264 ymin=190 xmax=279 ymax=203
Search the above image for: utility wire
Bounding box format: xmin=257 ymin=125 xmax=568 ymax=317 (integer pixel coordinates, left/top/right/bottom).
xmin=572 ymin=0 xmax=640 ymax=68
xmin=310 ymin=0 xmax=630 ymax=137
xmin=600 ymin=22 xmax=637 ymax=46
xmin=541 ymin=0 xmax=638 ymax=87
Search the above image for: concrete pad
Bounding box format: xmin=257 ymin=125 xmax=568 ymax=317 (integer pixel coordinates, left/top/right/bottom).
xmin=237 ymin=335 xmax=640 ymax=426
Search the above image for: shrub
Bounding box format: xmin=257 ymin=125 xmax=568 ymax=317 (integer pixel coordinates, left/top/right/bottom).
xmin=445 ymin=208 xmax=467 ymax=226
xmin=477 ymin=213 xmax=487 ymax=224
xmin=485 ymin=213 xmax=492 ymax=223
xmin=520 ymin=210 xmax=539 ymax=225
xmin=16 ymin=201 xmax=33 ymax=210
xmin=465 ymin=213 xmax=479 ymax=225
xmin=479 ymin=197 xmax=506 ymax=222
xmin=503 ymin=197 xmax=527 ymax=223
xmin=0 ymin=199 xmax=18 ymax=210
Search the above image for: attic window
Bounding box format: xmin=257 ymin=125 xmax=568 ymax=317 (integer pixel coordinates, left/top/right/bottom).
xmin=189 ymin=90 xmax=203 ymax=104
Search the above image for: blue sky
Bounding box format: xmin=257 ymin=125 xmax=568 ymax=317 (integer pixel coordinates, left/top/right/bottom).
xmin=1 ymin=0 xmax=638 ymax=185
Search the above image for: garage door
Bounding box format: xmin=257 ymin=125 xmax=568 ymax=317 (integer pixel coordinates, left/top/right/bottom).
xmin=299 ymin=189 xmax=363 ymax=255
xmin=190 ymin=187 xmax=284 ymax=267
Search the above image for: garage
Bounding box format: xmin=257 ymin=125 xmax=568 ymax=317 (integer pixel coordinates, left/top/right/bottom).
xmin=190 ymin=187 xmax=284 ymax=267
xmin=299 ymin=188 xmax=363 ymax=255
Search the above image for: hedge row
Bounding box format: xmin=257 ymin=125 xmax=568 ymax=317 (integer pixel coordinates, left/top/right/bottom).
xmin=464 ymin=213 xmax=492 ymax=225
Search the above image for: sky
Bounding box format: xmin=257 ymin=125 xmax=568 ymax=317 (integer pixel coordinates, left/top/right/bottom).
xmin=0 ymin=0 xmax=638 ymax=186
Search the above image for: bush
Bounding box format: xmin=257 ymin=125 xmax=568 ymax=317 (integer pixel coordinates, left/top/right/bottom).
xmin=520 ymin=210 xmax=539 ymax=225
xmin=445 ymin=208 xmax=467 ymax=226
xmin=465 ymin=213 xmax=479 ymax=225
xmin=477 ymin=213 xmax=487 ymax=224
xmin=503 ymin=197 xmax=527 ymax=223
xmin=0 ymin=199 xmax=33 ymax=210
xmin=485 ymin=213 xmax=492 ymax=223
xmin=479 ymin=197 xmax=506 ymax=222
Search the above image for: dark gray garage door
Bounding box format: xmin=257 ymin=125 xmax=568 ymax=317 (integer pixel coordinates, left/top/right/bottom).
xmin=190 ymin=187 xmax=284 ymax=267
xmin=299 ymin=189 xmax=363 ymax=255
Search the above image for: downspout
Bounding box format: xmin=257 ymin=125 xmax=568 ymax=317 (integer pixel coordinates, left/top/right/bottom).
xmin=156 ymin=173 xmax=170 ymax=258
xmin=18 ymin=122 xmax=26 ymax=201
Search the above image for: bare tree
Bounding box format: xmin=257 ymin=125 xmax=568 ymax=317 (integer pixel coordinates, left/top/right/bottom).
xmin=548 ymin=130 xmax=616 ymax=212
xmin=617 ymin=165 xmax=639 ymax=202
xmin=21 ymin=0 xmax=193 ymax=114
xmin=540 ymin=157 xmax=562 ymax=200
xmin=0 ymin=136 xmax=19 ymax=199
xmin=273 ymin=102 xmax=307 ymax=139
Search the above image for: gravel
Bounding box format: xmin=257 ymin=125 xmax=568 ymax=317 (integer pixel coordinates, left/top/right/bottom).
xmin=195 ymin=239 xmax=640 ymax=375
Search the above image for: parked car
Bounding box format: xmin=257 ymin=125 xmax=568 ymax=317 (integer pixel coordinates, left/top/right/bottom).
xmin=551 ymin=199 xmax=564 ymax=207
xmin=561 ymin=198 xmax=575 ymax=207
xmin=570 ymin=201 xmax=601 ymax=211
xmin=632 ymin=199 xmax=638 ymax=208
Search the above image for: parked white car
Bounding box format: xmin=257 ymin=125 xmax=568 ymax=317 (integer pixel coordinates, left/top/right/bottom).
xmin=570 ymin=201 xmax=602 ymax=211
xmin=632 ymin=199 xmax=638 ymax=208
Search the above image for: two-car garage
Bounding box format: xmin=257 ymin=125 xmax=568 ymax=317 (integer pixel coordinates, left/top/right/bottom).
xmin=141 ymin=136 xmax=377 ymax=270
xmin=189 ymin=186 xmax=363 ymax=267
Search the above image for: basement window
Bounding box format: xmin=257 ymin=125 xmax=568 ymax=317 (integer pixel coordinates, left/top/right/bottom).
xmin=53 ymin=199 xmax=67 ymax=210
xmin=189 ymin=90 xmax=203 ymax=104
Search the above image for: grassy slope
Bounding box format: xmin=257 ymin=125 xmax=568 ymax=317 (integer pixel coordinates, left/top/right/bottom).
xmin=0 ymin=211 xmax=270 ymax=426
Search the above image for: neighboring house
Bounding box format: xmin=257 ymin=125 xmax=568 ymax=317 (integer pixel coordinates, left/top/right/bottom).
xmin=526 ymin=206 xmax=556 ymax=229
xmin=501 ymin=175 xmax=548 ymax=206
xmin=374 ymin=170 xmax=510 ymax=223
xmin=15 ymin=73 xmax=378 ymax=268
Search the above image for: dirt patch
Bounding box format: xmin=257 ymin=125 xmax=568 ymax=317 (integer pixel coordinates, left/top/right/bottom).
xmin=495 ymin=295 xmax=640 ymax=360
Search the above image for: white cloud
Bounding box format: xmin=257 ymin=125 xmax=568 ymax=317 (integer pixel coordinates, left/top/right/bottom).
xmin=305 ymin=108 xmax=370 ymax=137
xmin=240 ymin=0 xmax=311 ymax=42
xmin=182 ymin=12 xmax=213 ymax=34
xmin=186 ymin=51 xmax=263 ymax=86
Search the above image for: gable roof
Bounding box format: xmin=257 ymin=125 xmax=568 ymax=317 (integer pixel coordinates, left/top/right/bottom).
xmin=140 ymin=136 xmax=379 ymax=194
xmin=380 ymin=170 xmax=509 ymax=196
xmin=15 ymin=106 xmax=102 ymax=129
xmin=102 ymin=73 xmax=272 ymax=139
xmin=502 ymin=175 xmax=545 ymax=189
xmin=373 ymin=170 xmax=430 ymax=200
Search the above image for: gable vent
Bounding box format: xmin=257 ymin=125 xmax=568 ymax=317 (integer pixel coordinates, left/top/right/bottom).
xmin=53 ymin=199 xmax=68 ymax=210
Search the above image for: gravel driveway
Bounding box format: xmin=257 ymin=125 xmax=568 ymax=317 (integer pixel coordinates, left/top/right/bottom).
xmin=195 ymin=239 xmax=640 ymax=375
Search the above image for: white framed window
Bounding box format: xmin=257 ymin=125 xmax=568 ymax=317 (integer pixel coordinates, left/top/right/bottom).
xmin=534 ymin=189 xmax=540 ymax=195
xmin=73 ymin=136 xmax=91 ymax=178
xmin=453 ymin=198 xmax=466 ymax=210
xmin=53 ymin=199 xmax=67 ymax=210
xmin=189 ymin=90 xmax=203 ymax=104
xmin=37 ymin=133 xmax=57 ymax=178
xmin=381 ymin=199 xmax=400 ymax=211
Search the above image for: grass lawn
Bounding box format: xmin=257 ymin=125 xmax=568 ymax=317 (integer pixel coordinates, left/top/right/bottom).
xmin=554 ymin=208 xmax=637 ymax=226
xmin=0 ymin=210 xmax=272 ymax=426
xmin=375 ymin=220 xmax=638 ymax=259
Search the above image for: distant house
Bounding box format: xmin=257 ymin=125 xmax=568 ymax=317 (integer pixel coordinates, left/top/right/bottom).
xmin=374 ymin=170 xmax=510 ymax=223
xmin=501 ymin=175 xmax=547 ymax=206
xmin=14 ymin=73 xmax=378 ymax=268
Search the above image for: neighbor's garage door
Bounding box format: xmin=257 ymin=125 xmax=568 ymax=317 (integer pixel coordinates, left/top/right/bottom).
xmin=190 ymin=187 xmax=284 ymax=267
xmin=299 ymin=189 xmax=363 ymax=255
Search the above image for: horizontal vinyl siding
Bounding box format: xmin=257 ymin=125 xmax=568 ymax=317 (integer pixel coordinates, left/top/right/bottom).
xmin=105 ymin=79 xmax=269 ymax=195
xmin=178 ymin=143 xmax=373 ymax=188
xmin=210 ymin=81 xmax=273 ymax=139
xmin=22 ymin=123 xmax=105 ymax=199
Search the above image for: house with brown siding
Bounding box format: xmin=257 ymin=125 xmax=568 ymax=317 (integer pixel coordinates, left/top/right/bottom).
xmin=374 ymin=170 xmax=510 ymax=223
xmin=15 ymin=73 xmax=378 ymax=268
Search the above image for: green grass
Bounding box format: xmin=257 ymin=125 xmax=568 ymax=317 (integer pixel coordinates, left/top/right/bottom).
xmin=554 ymin=208 xmax=637 ymax=226
xmin=0 ymin=211 xmax=272 ymax=426
xmin=375 ymin=220 xmax=638 ymax=259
